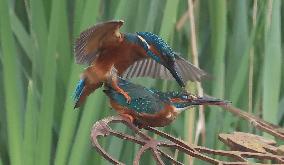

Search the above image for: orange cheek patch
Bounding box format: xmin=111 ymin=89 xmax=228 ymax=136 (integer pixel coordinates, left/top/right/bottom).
xmin=170 ymin=98 xmax=184 ymax=102
xmin=149 ymin=46 xmax=162 ymax=58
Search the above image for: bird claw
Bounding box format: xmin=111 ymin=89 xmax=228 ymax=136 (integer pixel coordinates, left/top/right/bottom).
xmin=122 ymin=92 xmax=131 ymax=104
xmin=125 ymin=94 xmax=131 ymax=104
xmin=120 ymin=113 xmax=134 ymax=123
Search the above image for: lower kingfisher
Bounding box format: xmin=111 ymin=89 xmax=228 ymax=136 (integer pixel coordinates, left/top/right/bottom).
xmin=103 ymin=74 xmax=229 ymax=127
xmin=73 ymin=20 xmax=207 ymax=108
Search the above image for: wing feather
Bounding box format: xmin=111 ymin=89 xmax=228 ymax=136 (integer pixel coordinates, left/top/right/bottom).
xmin=175 ymin=55 xmax=207 ymax=81
xmin=123 ymin=59 xmax=174 ymax=80
xmin=122 ymin=56 xmax=207 ymax=82
xmin=74 ymin=20 xmax=124 ymax=65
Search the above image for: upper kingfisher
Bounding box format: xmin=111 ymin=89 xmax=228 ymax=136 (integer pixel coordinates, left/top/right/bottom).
xmin=103 ymin=73 xmax=229 ymax=127
xmin=73 ymin=20 xmax=207 ymax=108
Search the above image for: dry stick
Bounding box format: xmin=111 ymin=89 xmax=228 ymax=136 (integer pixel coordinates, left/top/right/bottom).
xmin=187 ymin=0 xmax=200 ymax=164
xmin=187 ymin=0 xmax=206 ymax=150
xmin=176 ymin=11 xmax=188 ymax=31
xmin=248 ymin=0 xmax=257 ymax=115
xmin=267 ymin=0 xmax=273 ymax=26
xmin=220 ymin=104 xmax=284 ymax=140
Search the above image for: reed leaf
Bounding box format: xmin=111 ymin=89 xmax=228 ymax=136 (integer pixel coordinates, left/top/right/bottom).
xmin=263 ymin=0 xmax=282 ymax=124
xmin=0 ymin=0 xmax=23 ymax=164
xmin=36 ymin=0 xmax=63 ymax=164
xmin=23 ymin=81 xmax=37 ymax=165
xmin=206 ymin=0 xmax=227 ymax=149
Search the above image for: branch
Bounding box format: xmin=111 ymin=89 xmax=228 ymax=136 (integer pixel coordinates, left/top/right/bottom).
xmin=220 ymin=105 xmax=284 ymax=140
xmin=90 ymin=105 xmax=284 ymax=164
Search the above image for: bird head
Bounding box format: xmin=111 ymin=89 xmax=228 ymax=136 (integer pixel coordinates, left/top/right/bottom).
xmin=100 ymin=20 xmax=124 ymax=48
xmin=169 ymin=91 xmax=197 ymax=103
xmin=169 ymin=91 xmax=231 ymax=110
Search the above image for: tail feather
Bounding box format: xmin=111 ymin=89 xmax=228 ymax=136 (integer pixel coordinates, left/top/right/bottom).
xmin=73 ymin=79 xmax=85 ymax=108
xmin=73 ymin=79 xmax=103 ymax=108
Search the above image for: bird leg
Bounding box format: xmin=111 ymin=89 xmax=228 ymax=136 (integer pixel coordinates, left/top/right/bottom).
xmin=120 ymin=113 xmax=145 ymax=129
xmin=107 ymin=65 xmax=131 ymax=103
xmin=120 ymin=113 xmax=134 ymax=123
xmin=111 ymin=78 xmax=131 ymax=103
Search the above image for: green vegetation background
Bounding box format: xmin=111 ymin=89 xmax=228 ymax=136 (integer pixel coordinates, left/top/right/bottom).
xmin=0 ymin=0 xmax=283 ymax=164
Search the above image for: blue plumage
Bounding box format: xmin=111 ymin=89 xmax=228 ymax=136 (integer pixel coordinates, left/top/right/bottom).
xmin=104 ymin=77 xmax=229 ymax=115
xmin=104 ymin=78 xmax=165 ymax=114
xmin=136 ymin=32 xmax=186 ymax=87
xmin=136 ymin=32 xmax=175 ymax=58
xmin=123 ymin=31 xmax=205 ymax=87
xmin=124 ymin=33 xmax=142 ymax=46
xmin=73 ymin=79 xmax=85 ymax=105
xmin=124 ymin=33 xmax=161 ymax=62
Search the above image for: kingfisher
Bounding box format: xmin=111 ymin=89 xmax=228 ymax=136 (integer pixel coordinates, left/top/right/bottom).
xmin=103 ymin=72 xmax=229 ymax=127
xmin=73 ymin=20 xmax=207 ymax=108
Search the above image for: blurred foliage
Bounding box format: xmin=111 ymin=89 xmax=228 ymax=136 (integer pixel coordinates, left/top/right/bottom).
xmin=0 ymin=0 xmax=283 ymax=164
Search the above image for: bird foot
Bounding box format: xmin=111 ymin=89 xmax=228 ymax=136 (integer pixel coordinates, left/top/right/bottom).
xmin=120 ymin=114 xmax=145 ymax=129
xmin=111 ymin=78 xmax=131 ymax=104
xmin=122 ymin=92 xmax=131 ymax=104
xmin=120 ymin=114 xmax=134 ymax=123
xmin=116 ymin=87 xmax=131 ymax=103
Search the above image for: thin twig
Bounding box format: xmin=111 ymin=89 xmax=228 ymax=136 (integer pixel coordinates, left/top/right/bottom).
xmin=176 ymin=11 xmax=188 ymax=31
xmin=248 ymin=0 xmax=257 ymax=115
xmin=187 ymin=0 xmax=206 ymax=149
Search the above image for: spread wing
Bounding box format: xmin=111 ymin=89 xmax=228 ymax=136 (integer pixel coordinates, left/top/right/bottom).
xmin=122 ymin=58 xmax=172 ymax=80
xmin=74 ymin=20 xmax=124 ymax=65
xmin=122 ymin=56 xmax=207 ymax=82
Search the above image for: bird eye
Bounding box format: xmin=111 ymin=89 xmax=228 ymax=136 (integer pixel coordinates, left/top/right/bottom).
xmin=181 ymin=95 xmax=188 ymax=99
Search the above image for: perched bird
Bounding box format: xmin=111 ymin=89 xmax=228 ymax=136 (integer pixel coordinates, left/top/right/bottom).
xmin=73 ymin=20 xmax=207 ymax=108
xmin=103 ymin=74 xmax=229 ymax=127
